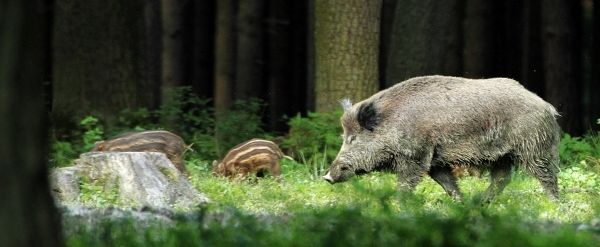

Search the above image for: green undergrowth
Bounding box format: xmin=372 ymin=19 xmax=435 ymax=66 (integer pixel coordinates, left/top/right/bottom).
xmin=68 ymin=158 xmax=600 ymax=246
xmin=186 ymin=159 xmax=600 ymax=223
xmin=55 ymin=94 xmax=600 ymax=246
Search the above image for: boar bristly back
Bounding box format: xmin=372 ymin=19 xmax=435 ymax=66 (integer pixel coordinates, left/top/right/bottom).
xmin=324 ymin=75 xmax=560 ymax=202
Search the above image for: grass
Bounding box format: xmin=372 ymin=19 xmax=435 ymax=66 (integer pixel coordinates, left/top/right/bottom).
xmin=187 ymin=159 xmax=600 ymax=223
xmin=67 ymin=156 xmax=600 ymax=246
xmin=58 ymin=106 xmax=600 ymax=246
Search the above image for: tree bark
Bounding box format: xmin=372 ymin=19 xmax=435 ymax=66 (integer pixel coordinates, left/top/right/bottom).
xmin=520 ymin=0 xmax=544 ymax=95
xmin=541 ymin=0 xmax=583 ymax=135
xmin=379 ymin=0 xmax=398 ymax=87
xmin=306 ymin=0 xmax=316 ymax=112
xmin=161 ymin=0 xmax=186 ymax=102
xmin=267 ymin=0 xmax=292 ymax=131
xmin=591 ymin=0 xmax=600 ymax=130
xmin=188 ymin=0 xmax=215 ymax=98
xmin=214 ymin=0 xmax=237 ymax=114
xmin=0 ymin=0 xmax=62 ymax=245
xmin=463 ymin=0 xmax=494 ymax=78
xmin=53 ymin=0 xmax=155 ymax=131
xmin=384 ymin=0 xmax=463 ymax=87
xmin=235 ymin=0 xmax=266 ymax=100
xmin=290 ymin=0 xmax=309 ymax=116
xmin=314 ymin=0 xmax=381 ymax=112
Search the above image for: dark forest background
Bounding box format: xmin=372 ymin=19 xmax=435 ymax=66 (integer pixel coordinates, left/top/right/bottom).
xmin=48 ymin=0 xmax=600 ymax=137
xmin=2 ymin=0 xmax=600 ymax=245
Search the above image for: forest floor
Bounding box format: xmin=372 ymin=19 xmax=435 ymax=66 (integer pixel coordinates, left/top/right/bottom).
xmin=65 ymin=158 xmax=600 ymax=246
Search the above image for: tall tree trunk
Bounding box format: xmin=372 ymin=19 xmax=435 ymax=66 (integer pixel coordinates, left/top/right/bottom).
xmin=379 ymin=0 xmax=398 ymax=86
xmin=235 ymin=0 xmax=266 ymax=100
xmin=188 ymin=0 xmax=215 ymax=98
xmin=314 ymin=0 xmax=381 ymax=112
xmin=161 ymin=0 xmax=186 ymax=102
xmin=290 ymin=0 xmax=309 ymax=116
xmin=490 ymin=1 xmax=524 ymax=79
xmin=267 ymin=0 xmax=292 ymax=131
xmin=0 ymin=0 xmax=62 ymax=245
xmin=143 ymin=0 xmax=162 ymax=111
xmin=306 ymin=0 xmax=316 ymax=112
xmin=384 ymin=0 xmax=463 ymax=86
xmin=520 ymin=0 xmax=544 ymax=95
xmin=463 ymin=0 xmax=494 ymax=78
xmin=541 ymin=0 xmax=583 ymax=135
xmin=590 ymin=0 xmax=600 ymax=130
xmin=214 ymin=0 xmax=237 ymax=114
xmin=53 ymin=0 xmax=154 ymax=133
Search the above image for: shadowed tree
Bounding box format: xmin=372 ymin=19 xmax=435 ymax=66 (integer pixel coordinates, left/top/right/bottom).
xmin=214 ymin=0 xmax=237 ymax=114
xmin=541 ymin=0 xmax=583 ymax=135
xmin=591 ymin=0 xmax=600 ymax=130
xmin=235 ymin=0 xmax=266 ymax=100
xmin=52 ymin=0 xmax=159 ymax=131
xmin=384 ymin=0 xmax=463 ymax=86
xmin=0 ymin=0 xmax=62 ymax=245
xmin=314 ymin=0 xmax=381 ymax=112
xmin=187 ymin=0 xmax=215 ymax=98
xmin=462 ymin=0 xmax=494 ymax=78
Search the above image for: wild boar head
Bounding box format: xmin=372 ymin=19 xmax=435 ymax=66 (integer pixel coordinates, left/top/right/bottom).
xmin=323 ymin=99 xmax=393 ymax=184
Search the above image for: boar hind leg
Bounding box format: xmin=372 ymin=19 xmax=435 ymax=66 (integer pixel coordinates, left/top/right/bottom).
xmin=482 ymin=156 xmax=513 ymax=203
xmin=428 ymin=164 xmax=462 ymax=200
xmin=523 ymin=156 xmax=559 ymax=201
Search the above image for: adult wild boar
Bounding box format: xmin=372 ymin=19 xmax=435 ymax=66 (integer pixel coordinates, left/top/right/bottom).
xmin=323 ymin=76 xmax=560 ymax=202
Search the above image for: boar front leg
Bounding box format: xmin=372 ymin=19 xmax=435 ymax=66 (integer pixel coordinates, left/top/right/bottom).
xmin=394 ymin=157 xmax=429 ymax=192
xmin=428 ymin=164 xmax=462 ymax=201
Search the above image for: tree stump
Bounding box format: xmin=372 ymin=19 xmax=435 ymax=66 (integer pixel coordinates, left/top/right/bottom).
xmin=50 ymin=152 xmax=209 ymax=210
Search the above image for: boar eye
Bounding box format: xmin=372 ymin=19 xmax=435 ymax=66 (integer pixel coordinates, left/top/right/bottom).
xmin=340 ymin=165 xmax=350 ymax=171
xmin=346 ymin=135 xmax=356 ymax=144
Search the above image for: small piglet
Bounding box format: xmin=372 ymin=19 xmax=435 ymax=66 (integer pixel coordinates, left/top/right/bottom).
xmin=91 ymin=130 xmax=188 ymax=174
xmin=212 ymin=139 xmax=291 ymax=179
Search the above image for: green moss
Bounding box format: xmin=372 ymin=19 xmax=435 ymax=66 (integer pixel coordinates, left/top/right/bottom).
xmin=158 ymin=166 xmax=179 ymax=182
xmin=79 ymin=176 xmax=120 ymax=207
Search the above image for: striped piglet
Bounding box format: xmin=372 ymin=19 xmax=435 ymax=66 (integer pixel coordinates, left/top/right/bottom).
xmin=212 ymin=139 xmax=292 ymax=179
xmin=91 ymin=130 xmax=189 ymax=174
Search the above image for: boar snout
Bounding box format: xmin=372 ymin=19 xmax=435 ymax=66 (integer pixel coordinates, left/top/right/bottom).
xmin=323 ymin=172 xmax=334 ymax=184
xmin=324 ymin=159 xmax=355 ymax=184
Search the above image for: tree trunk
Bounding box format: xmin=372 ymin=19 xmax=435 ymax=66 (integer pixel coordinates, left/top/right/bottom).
xmin=188 ymin=0 xmax=215 ymax=98
xmin=384 ymin=0 xmax=463 ymax=86
xmin=590 ymin=0 xmax=600 ymax=130
xmin=235 ymin=0 xmax=266 ymax=100
xmin=161 ymin=0 xmax=186 ymax=102
xmin=306 ymin=0 xmax=316 ymax=112
xmin=143 ymin=0 xmax=162 ymax=111
xmin=0 ymin=0 xmax=62 ymax=245
xmin=214 ymin=0 xmax=237 ymax=114
xmin=379 ymin=0 xmax=398 ymax=87
xmin=314 ymin=0 xmax=381 ymax=112
xmin=541 ymin=0 xmax=583 ymax=135
xmin=290 ymin=0 xmax=309 ymax=116
xmin=463 ymin=0 xmax=494 ymax=78
xmin=520 ymin=0 xmax=544 ymax=95
xmin=267 ymin=0 xmax=292 ymax=131
xmin=53 ymin=0 xmax=154 ymax=132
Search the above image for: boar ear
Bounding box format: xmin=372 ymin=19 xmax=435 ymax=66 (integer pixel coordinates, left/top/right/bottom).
xmin=357 ymin=102 xmax=379 ymax=131
xmin=339 ymin=98 xmax=352 ymax=112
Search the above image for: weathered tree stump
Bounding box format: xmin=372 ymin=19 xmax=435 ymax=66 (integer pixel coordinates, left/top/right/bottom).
xmin=50 ymin=152 xmax=209 ymax=210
